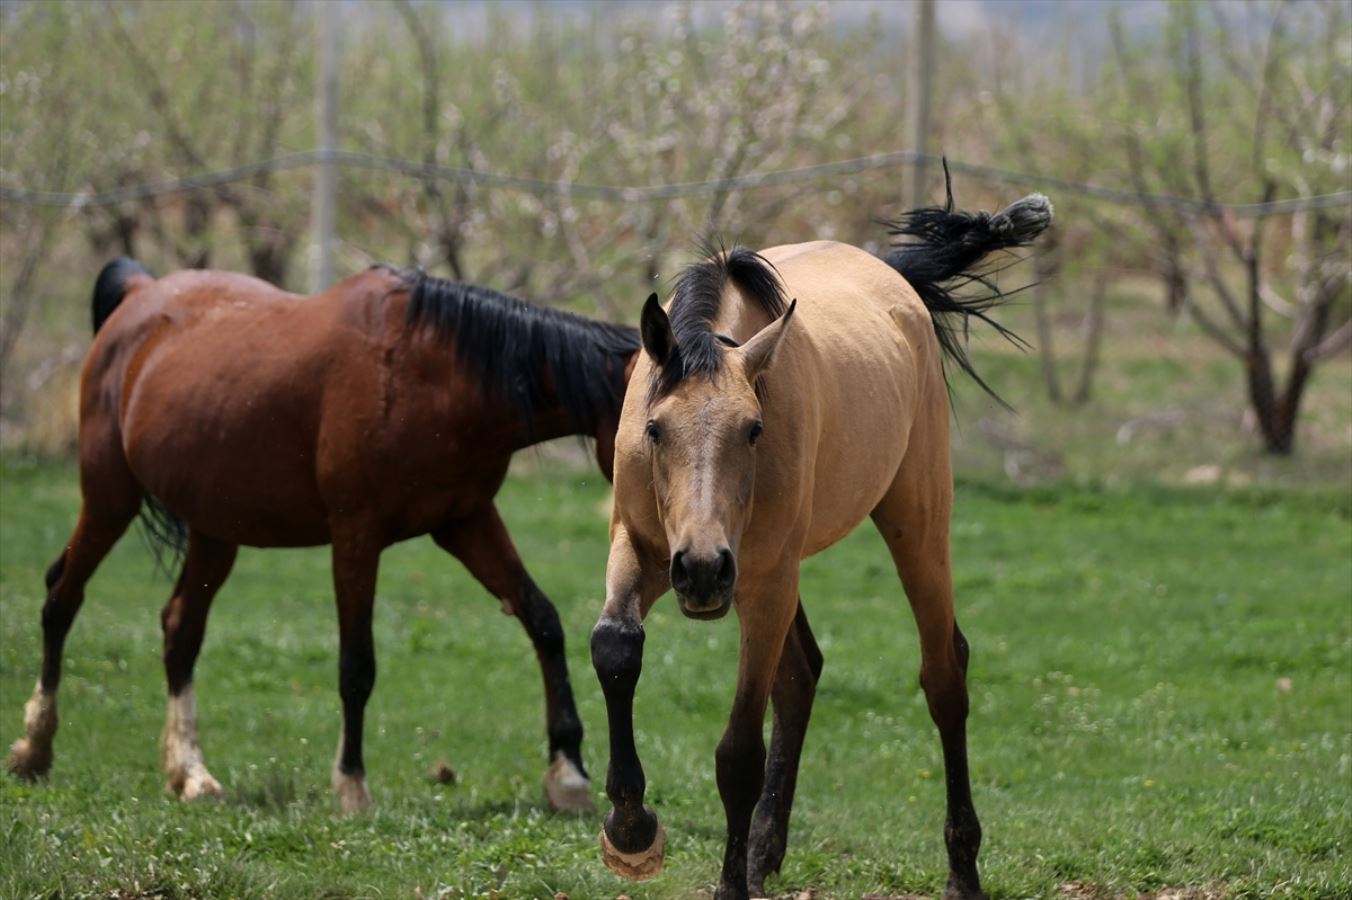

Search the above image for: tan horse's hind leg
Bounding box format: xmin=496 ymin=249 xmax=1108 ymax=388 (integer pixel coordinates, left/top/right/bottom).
xmin=6 ymin=445 xmax=141 ymax=780
xmin=871 ymin=441 xmax=985 ymax=900
xmin=160 ymin=531 xmax=237 ymax=801
xmin=748 ymin=599 xmax=822 ymax=897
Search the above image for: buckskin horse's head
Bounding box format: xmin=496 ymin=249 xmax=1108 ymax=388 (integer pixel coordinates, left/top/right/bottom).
xmin=638 ymin=292 xmax=796 ymax=620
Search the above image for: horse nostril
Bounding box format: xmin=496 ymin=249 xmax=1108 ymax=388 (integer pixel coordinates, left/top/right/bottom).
xmin=672 ymin=547 xmax=735 ymax=602
xmin=670 ymin=549 xmax=689 ymax=589
xmin=716 ymin=547 xmax=736 ymax=589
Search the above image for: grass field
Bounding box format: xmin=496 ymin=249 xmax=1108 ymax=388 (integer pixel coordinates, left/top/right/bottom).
xmin=0 ymin=456 xmax=1349 ymax=899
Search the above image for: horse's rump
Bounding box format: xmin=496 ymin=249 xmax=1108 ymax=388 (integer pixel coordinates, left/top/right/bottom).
xmin=90 ymin=268 xmax=402 ymax=549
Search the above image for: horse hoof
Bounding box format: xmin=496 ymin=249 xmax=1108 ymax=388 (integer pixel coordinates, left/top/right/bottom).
xmin=5 ymin=738 xmax=52 ymax=781
xmin=333 ymin=772 xmax=372 ymax=814
xmin=180 ymin=773 xmax=224 ymax=802
xmin=600 ymin=820 xmax=665 ymax=880
xmin=543 ymin=752 xmax=592 ymax=812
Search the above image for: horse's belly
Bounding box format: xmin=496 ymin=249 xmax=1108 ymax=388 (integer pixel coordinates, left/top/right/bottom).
xmin=127 ymin=434 xmax=331 ymax=547
xmin=801 ymin=449 xmax=906 ymax=558
xmin=121 ymin=374 xmax=331 ymax=548
xmin=800 ymin=326 xmax=917 ymax=557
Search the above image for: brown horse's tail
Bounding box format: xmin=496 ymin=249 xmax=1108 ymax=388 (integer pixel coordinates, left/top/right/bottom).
xmin=92 ymin=256 xmax=153 ymax=334
xmin=881 ymin=162 xmax=1052 ymax=408
xmin=90 ymin=257 xmax=186 ymax=574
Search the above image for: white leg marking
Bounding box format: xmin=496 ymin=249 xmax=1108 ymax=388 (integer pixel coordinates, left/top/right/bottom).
xmin=6 ymin=681 xmax=57 ymax=780
xmin=543 ymin=750 xmax=593 ymax=812
xmin=161 ymin=685 xmax=223 ymax=800
xmin=331 ymin=733 xmax=371 ymax=813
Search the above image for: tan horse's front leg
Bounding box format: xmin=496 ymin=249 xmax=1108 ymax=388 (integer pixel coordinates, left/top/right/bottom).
xmin=713 ymin=570 xmax=799 ymax=900
xmin=592 ymin=527 xmax=668 ymax=879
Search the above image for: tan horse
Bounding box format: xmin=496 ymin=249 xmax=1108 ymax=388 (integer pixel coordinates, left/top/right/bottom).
xmin=6 ymin=260 xmax=640 ymax=813
xmin=590 ymin=187 xmax=1052 ymax=899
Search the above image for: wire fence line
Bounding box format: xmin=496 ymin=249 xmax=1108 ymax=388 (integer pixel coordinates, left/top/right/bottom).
xmin=3 ymin=148 xmax=1350 ymax=219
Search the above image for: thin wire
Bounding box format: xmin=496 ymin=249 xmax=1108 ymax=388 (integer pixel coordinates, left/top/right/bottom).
xmin=1 ymin=148 xmax=1348 ymax=218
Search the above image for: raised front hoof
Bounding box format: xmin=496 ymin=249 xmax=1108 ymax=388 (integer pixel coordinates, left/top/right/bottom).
xmin=543 ymin=752 xmax=593 ymax=812
xmin=332 ymin=771 xmax=373 ymax=814
xmin=5 ymin=738 xmax=52 ymax=782
xmin=600 ymin=819 xmax=665 ymax=880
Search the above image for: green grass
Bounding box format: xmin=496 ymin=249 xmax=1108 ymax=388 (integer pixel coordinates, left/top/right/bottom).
xmin=1 ymin=457 xmax=1349 ymax=899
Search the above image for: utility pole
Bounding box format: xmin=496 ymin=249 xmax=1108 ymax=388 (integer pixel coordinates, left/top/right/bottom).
xmin=311 ymin=3 xmax=339 ymax=292
xmin=906 ymin=0 xmax=935 ymax=208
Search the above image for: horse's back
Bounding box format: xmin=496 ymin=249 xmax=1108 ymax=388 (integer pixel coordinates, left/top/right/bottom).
xmin=762 ymin=241 xmax=934 ymax=345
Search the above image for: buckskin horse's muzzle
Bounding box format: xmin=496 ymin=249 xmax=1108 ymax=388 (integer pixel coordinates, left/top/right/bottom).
xmin=671 ymin=546 xmax=736 ymax=619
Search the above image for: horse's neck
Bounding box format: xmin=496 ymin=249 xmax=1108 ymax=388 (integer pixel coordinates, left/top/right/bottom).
xmin=509 ymin=400 xmax=618 ymax=482
xmin=514 ymin=404 xmax=593 ymax=448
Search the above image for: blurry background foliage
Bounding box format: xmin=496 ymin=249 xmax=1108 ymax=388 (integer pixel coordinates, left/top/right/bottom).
xmin=0 ymin=0 xmax=1348 ymax=486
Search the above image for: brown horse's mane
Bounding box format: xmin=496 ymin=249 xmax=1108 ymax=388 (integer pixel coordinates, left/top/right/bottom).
xmin=649 ymin=241 xmax=788 ymax=402
xmin=402 ymin=270 xmax=640 ymax=434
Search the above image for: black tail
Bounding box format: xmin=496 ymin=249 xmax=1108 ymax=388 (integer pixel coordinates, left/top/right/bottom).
xmin=882 ymin=162 xmax=1052 ymax=407
xmin=91 ymin=258 xmax=185 ymax=574
xmin=139 ymin=494 xmax=188 ymax=579
xmin=92 ymin=257 xmax=153 ymax=334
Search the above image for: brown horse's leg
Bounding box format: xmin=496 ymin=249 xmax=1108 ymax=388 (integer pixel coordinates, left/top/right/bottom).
xmin=714 ymin=572 xmax=799 ymax=900
xmin=593 ymin=525 xmax=670 ymax=880
xmin=432 ymin=505 xmax=590 ymax=812
xmin=747 ymin=598 xmax=823 ymax=896
xmin=872 ymin=462 xmax=985 ymax=900
xmin=330 ymin=524 xmax=382 ymax=813
xmin=160 ymin=530 xmax=236 ymax=801
xmin=7 ymin=474 xmax=139 ymax=780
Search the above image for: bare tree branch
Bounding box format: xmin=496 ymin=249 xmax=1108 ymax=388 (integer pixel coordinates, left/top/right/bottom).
xmin=1306 ymin=318 xmax=1352 ymax=362
xmin=1182 ymin=285 xmax=1248 ymax=359
xmin=1072 ymin=271 xmax=1109 ymax=405
xmin=1183 ymin=214 xmax=1247 ymax=330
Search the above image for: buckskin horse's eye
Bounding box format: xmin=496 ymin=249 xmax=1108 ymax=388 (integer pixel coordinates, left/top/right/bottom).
xmin=645 ymin=420 xmax=662 ymax=444
xmin=749 ymin=421 xmax=764 ymax=446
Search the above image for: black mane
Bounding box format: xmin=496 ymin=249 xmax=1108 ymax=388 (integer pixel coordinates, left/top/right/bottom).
xmin=404 ymin=271 xmax=640 ymax=434
xmin=651 ymin=241 xmax=788 ymax=400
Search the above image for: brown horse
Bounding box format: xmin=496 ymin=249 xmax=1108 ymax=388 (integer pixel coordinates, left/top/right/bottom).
xmin=6 ymin=260 xmax=639 ymax=813
xmin=590 ymin=187 xmax=1052 ymax=898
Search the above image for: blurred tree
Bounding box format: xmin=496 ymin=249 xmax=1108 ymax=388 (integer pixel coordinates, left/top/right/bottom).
xmin=979 ymin=0 xmax=1349 ymax=450
xmin=102 ymin=0 xmax=313 ymax=284
xmin=1163 ymin=1 xmax=1351 ymax=454
xmin=0 ymin=5 xmax=82 ymax=386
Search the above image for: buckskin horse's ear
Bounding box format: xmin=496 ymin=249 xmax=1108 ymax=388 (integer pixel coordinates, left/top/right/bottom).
xmin=738 ymin=298 xmax=797 ymax=380
xmin=640 ymin=293 xmax=673 ymax=366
